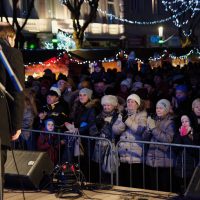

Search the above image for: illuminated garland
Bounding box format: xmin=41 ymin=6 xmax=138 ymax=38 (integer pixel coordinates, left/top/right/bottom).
xmin=149 ymin=48 xmax=200 ymax=62
xmin=59 ymin=0 xmax=200 ymax=39
xmin=97 ymin=4 xmax=196 ymax=25
xmin=161 ymin=0 xmax=199 ymax=36
xmin=60 ymin=0 xmax=199 ymax=26
xmin=24 ymin=49 xmax=200 ymax=67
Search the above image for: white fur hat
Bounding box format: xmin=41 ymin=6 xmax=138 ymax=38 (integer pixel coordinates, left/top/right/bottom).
xmin=127 ymin=94 xmax=141 ymax=106
xmin=101 ymin=95 xmax=118 ymax=107
xmin=156 ymin=99 xmax=171 ymax=113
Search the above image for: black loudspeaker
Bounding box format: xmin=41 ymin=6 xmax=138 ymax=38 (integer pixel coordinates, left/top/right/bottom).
xmin=5 ymin=150 xmax=54 ymax=189
xmin=184 ymin=165 xmax=200 ymax=199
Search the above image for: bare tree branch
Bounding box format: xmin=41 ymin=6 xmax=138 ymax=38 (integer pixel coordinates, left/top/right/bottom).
xmin=62 ymin=0 xmax=99 ymax=48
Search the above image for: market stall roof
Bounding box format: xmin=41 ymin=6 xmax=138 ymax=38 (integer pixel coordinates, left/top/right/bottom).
xmin=22 ymin=49 xmax=65 ymax=64
xmin=69 ymin=49 xmax=116 ymax=61
xmin=22 ymin=48 xmax=193 ymax=65
xmin=22 ymin=49 xmax=117 ymax=65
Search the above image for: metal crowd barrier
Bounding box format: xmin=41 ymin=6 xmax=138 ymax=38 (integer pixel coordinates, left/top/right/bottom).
xmin=14 ymin=129 xmax=200 ymax=193
xmin=115 ymin=139 xmax=200 ymax=193
xmin=19 ymin=129 xmax=114 ymax=184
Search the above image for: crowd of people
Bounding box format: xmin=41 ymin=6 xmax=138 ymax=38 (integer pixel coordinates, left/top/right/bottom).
xmin=19 ymin=54 xmax=200 ymax=193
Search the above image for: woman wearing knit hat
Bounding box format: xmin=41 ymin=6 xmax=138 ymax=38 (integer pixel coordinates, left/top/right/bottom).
xmin=143 ymin=98 xmax=176 ymax=192
xmin=156 ymin=99 xmax=171 ymax=116
xmin=62 ymin=87 xmax=99 ymax=180
xmin=115 ymin=93 xmax=147 ymax=187
xmin=79 ymin=88 xmax=93 ymax=102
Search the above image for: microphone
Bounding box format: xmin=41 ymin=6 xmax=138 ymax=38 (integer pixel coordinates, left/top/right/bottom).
xmin=0 ymin=45 xmax=23 ymax=92
xmin=0 ymin=82 xmax=14 ymax=101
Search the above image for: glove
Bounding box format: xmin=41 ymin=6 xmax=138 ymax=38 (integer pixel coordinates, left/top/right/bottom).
xmin=104 ymin=116 xmax=112 ymax=123
xmin=65 ymin=122 xmax=76 ymax=133
xmin=147 ymin=116 xmax=156 ymax=130
xmin=122 ymin=111 xmax=128 ymax=123
xmin=179 ymin=126 xmax=191 ymax=136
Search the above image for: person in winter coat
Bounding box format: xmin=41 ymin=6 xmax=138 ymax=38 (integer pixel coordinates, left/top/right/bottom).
xmin=143 ymin=99 xmax=176 ymax=192
xmin=172 ymin=84 xmax=192 ymax=118
xmin=190 ymin=98 xmax=200 ymax=146
xmin=37 ymin=119 xmax=58 ymax=165
xmin=35 ymin=86 xmax=69 ymax=130
xmin=92 ymin=95 xmax=123 ymax=183
xmin=173 ymin=115 xmax=196 ymax=193
xmin=63 ymin=88 xmax=99 ymax=181
xmin=91 ymin=62 xmax=106 ymax=83
xmin=116 ymin=94 xmax=147 ymax=187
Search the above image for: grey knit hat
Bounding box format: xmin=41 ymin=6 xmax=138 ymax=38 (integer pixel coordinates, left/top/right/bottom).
xmin=156 ymin=99 xmax=171 ymax=113
xmin=79 ymin=88 xmax=93 ymax=99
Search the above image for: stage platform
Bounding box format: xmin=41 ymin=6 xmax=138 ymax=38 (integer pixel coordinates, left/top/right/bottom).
xmin=4 ymin=185 xmax=179 ymax=200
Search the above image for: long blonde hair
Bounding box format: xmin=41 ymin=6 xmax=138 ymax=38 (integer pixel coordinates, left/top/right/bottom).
xmin=24 ymin=88 xmax=38 ymax=116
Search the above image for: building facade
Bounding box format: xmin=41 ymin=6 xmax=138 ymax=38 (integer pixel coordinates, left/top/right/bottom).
xmin=1 ymin=0 xmax=199 ymax=49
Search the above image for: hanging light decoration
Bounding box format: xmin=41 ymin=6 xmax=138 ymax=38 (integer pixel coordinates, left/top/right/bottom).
xmin=162 ymin=0 xmax=199 ymax=24
xmin=161 ymin=0 xmax=199 ymax=36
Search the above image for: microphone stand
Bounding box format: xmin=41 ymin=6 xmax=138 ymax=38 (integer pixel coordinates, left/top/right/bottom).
xmin=0 ymin=82 xmax=14 ymax=101
xmin=0 ymin=82 xmax=14 ymax=200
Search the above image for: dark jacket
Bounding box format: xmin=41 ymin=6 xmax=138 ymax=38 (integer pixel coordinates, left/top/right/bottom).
xmin=70 ymin=99 xmax=99 ymax=136
xmin=0 ymin=39 xmax=24 ymax=147
xmin=190 ymin=112 xmax=200 ymax=146
xmin=173 ymin=132 xmax=197 ymax=178
xmin=35 ymin=101 xmax=68 ymax=130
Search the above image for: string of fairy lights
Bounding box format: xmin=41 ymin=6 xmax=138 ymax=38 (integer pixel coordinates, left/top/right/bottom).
xmin=24 ymin=49 xmax=200 ymax=69
xmin=97 ymin=2 xmax=194 ymax=25
xmin=97 ymin=0 xmax=199 ymax=37
xmin=161 ymin=0 xmax=199 ymax=36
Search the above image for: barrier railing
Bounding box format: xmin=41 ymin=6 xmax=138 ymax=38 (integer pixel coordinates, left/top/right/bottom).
xmin=19 ymin=129 xmax=114 ymax=185
xmin=16 ymin=129 xmax=200 ymax=193
xmin=116 ymin=139 xmax=200 ymax=193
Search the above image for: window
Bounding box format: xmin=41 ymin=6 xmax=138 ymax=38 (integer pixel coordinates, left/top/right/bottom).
xmin=131 ymin=0 xmax=137 ymax=11
xmin=107 ymin=0 xmax=116 ymax=24
xmin=22 ymin=0 xmax=28 ymax=11
xmin=152 ymin=0 xmax=158 ymax=14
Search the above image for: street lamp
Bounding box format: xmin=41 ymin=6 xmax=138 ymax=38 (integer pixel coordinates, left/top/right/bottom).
xmin=51 ymin=19 xmax=58 ymax=49
xmin=158 ymin=26 xmax=163 ymax=38
xmin=158 ymin=26 xmax=164 ymax=47
xmin=51 ymin=19 xmax=58 ymax=34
